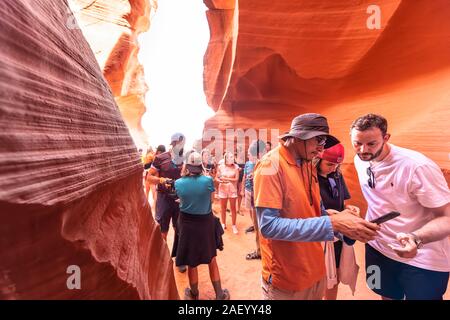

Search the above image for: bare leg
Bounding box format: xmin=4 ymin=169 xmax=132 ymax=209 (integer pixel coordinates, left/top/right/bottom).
xmin=237 ymin=193 xmax=243 ymax=215
xmin=220 ymin=198 xmax=227 ymax=227
xmin=230 ymin=198 xmax=237 ymax=226
xmin=188 ymin=267 xmax=199 ymax=294
xmin=208 ymin=257 xmax=221 ymax=282
xmin=382 ymin=296 xmax=392 ymax=300
xmin=250 ymin=208 xmax=260 ymax=255
xmin=208 ymin=257 xmax=224 ymax=299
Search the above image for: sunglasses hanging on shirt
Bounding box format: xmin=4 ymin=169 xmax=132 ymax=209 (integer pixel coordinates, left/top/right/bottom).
xmin=328 ymin=177 xmax=340 ymax=199
xmin=367 ymin=166 xmax=376 ymax=189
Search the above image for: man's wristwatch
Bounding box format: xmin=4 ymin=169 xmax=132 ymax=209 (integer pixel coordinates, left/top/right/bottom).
xmin=410 ymin=232 xmax=424 ymax=249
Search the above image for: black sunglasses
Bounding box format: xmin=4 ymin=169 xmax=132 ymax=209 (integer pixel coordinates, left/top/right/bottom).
xmin=315 ymin=135 xmax=327 ymax=146
xmin=367 ymin=167 xmax=376 ymax=189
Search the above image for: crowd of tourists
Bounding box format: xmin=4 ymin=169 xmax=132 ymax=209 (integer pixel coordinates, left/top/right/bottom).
xmin=140 ymin=113 xmax=450 ymax=301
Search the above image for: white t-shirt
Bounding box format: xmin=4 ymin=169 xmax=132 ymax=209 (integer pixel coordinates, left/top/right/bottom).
xmin=354 ymin=144 xmax=450 ymax=272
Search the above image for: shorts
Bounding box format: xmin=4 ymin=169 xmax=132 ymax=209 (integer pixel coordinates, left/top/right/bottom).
xmin=155 ymin=192 xmax=180 ymax=233
xmin=218 ymin=182 xmax=237 ymax=199
xmin=244 ymin=189 xmax=254 ymax=210
xmin=261 ymin=276 xmax=326 ymax=300
xmin=365 ymin=244 xmax=449 ymax=300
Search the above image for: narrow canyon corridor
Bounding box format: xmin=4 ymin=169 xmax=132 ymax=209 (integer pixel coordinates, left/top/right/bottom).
xmin=1 ymin=0 xmax=449 ymax=302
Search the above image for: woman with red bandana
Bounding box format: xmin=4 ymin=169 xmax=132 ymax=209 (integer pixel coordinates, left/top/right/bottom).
xmin=315 ymin=143 xmax=360 ymax=300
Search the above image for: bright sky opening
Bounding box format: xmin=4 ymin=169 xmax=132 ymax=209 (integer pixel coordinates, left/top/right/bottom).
xmin=139 ymin=0 xmax=214 ymax=151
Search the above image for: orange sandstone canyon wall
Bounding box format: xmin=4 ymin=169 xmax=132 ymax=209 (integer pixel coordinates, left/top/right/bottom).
xmin=203 ymin=0 xmax=450 ymax=210
xmin=0 ymin=0 xmax=178 ymax=299
xmin=69 ymin=0 xmax=155 ymax=148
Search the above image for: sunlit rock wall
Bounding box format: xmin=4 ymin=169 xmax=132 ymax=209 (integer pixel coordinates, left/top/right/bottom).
xmin=69 ymin=0 xmax=156 ymax=148
xmin=0 ymin=0 xmax=178 ymax=299
xmin=203 ymin=0 xmax=450 ymax=211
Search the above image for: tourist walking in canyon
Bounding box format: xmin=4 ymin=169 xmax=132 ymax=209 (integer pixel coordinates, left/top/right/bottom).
xmin=235 ymin=148 xmax=246 ymax=216
xmin=173 ymin=151 xmax=230 ymax=300
xmin=146 ymin=133 xmax=185 ymax=240
xmin=253 ymin=113 xmax=380 ymax=300
xmin=241 ymin=139 xmax=267 ymax=261
xmin=350 ymin=114 xmax=450 ymax=300
xmin=144 ymin=146 xmax=167 ymax=209
xmin=201 ymin=148 xmax=218 ymax=207
xmin=216 ymin=151 xmax=240 ymax=233
xmin=143 ymin=147 xmax=155 ymax=201
xmin=314 ymin=143 xmax=359 ymax=300
xmin=148 ymin=145 xmax=167 ymax=210
xmin=201 ymin=148 xmax=216 ymax=177
xmin=265 ymin=141 xmax=272 ymax=153
xmin=155 ymin=144 xmax=166 ymax=157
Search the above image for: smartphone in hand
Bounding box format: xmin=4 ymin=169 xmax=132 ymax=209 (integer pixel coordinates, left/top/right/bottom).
xmin=370 ymin=211 xmax=401 ymax=225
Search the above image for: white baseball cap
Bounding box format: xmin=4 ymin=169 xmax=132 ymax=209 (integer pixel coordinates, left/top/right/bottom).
xmin=170 ymin=132 xmax=185 ymax=145
xmin=186 ymin=151 xmax=202 ymax=174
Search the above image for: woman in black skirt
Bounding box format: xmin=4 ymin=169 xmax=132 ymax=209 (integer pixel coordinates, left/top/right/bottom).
xmin=173 ymin=151 xmax=230 ymax=300
xmin=315 ymin=143 xmax=359 ymax=300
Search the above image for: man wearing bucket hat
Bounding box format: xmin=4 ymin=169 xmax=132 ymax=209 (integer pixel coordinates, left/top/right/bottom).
xmin=253 ymin=113 xmax=380 ymax=300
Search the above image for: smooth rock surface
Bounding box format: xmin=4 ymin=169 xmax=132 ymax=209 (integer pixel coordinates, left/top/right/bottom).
xmin=0 ymin=0 xmax=177 ymax=299
xmin=203 ymin=0 xmax=450 ymax=188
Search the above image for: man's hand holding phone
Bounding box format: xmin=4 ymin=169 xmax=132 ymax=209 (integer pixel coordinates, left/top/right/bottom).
xmin=329 ymin=209 xmax=380 ymax=243
xmin=345 ymin=204 xmax=361 ymax=217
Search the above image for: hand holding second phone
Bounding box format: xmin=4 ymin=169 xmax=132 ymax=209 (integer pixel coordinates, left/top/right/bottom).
xmin=329 ymin=209 xmax=380 ymax=243
xmin=388 ymin=232 xmax=419 ymax=259
xmin=325 ymin=209 xmax=340 ymax=215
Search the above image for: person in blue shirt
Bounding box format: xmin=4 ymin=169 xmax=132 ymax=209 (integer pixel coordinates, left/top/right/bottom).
xmin=173 ymin=151 xmax=230 ymax=300
xmin=240 ymin=139 xmax=266 ymax=260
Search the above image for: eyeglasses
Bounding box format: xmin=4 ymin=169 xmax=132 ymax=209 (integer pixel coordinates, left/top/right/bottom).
xmin=367 ymin=166 xmax=376 ymax=189
xmin=315 ymin=135 xmax=327 ymax=146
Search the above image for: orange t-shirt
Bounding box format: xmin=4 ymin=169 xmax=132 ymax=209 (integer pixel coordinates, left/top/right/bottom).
xmin=254 ymin=145 xmax=325 ymax=291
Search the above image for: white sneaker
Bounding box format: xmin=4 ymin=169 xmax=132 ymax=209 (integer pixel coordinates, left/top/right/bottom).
xmin=221 ymin=223 xmax=226 ymax=230
xmin=232 ymin=225 xmax=238 ymax=234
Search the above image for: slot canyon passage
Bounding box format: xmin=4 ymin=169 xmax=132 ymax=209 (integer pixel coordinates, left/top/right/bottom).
xmin=1 ymin=0 xmax=449 ymax=300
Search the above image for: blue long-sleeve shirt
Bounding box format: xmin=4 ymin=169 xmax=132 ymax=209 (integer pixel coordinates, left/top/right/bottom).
xmin=256 ymin=205 xmax=355 ymax=244
xmin=256 ymin=206 xmax=334 ymax=242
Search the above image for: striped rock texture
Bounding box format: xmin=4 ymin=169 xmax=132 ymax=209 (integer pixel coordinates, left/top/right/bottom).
xmin=68 ymin=0 xmax=156 ymax=148
xmin=203 ymin=0 xmax=450 ymax=209
xmin=0 ymin=0 xmax=178 ymax=299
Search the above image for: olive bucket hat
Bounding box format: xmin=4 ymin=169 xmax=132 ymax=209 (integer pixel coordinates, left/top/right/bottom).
xmin=279 ymin=113 xmax=340 ymax=149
